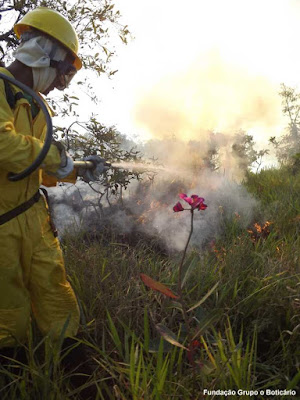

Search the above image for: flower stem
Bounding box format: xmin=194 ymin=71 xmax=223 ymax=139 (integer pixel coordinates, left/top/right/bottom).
xmin=177 ymin=209 xmax=194 ymax=393
xmin=176 ymin=208 xmax=196 ymax=397
xmin=177 ymin=209 xmax=194 ymax=296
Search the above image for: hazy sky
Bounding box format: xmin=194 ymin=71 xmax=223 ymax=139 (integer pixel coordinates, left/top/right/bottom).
xmin=91 ymin=0 xmax=300 ymax=146
xmin=2 ymin=0 xmax=300 ymax=146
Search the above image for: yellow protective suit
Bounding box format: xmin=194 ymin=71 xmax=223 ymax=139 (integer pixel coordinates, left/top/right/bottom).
xmin=0 ymin=67 xmax=79 ymax=347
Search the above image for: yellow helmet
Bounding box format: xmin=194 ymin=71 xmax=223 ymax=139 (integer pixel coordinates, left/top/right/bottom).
xmin=14 ymin=7 xmax=82 ymax=70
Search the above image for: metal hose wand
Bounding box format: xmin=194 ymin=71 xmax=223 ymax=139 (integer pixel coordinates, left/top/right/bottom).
xmin=73 ymin=160 xmax=107 ymax=169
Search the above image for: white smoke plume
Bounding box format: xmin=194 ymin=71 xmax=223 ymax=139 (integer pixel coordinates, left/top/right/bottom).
xmin=46 ymin=164 xmax=258 ymax=253
xmin=134 ymin=52 xmax=284 ymax=142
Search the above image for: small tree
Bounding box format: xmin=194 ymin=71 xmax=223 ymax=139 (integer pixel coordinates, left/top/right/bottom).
xmin=232 ymin=130 xmax=269 ymax=172
xmin=59 ymin=119 xmax=145 ymax=200
xmin=201 ymin=131 xmax=221 ymax=171
xmin=269 ymin=84 xmax=300 ymax=164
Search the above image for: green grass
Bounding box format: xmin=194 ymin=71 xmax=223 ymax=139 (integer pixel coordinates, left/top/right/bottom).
xmin=1 ymin=167 xmax=300 ymax=399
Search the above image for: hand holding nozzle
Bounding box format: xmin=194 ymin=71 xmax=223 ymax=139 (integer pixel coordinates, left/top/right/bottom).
xmin=75 ymin=156 xmax=111 ymax=182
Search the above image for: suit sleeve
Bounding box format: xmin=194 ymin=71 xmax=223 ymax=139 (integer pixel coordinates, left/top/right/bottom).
xmin=42 ymin=168 xmax=78 ymax=187
xmin=0 ymin=79 xmax=61 ymax=173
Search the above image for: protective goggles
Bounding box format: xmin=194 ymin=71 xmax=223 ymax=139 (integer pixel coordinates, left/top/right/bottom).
xmin=50 ymin=59 xmax=77 ymax=90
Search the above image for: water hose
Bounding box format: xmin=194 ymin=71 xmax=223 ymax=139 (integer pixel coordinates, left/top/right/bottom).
xmin=0 ymin=72 xmax=53 ymax=182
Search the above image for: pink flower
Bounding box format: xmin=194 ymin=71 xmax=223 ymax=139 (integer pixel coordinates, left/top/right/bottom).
xmin=173 ymin=202 xmax=184 ymax=212
xmin=179 ymin=193 xmax=207 ymax=211
xmin=198 ymin=202 xmax=207 ymax=211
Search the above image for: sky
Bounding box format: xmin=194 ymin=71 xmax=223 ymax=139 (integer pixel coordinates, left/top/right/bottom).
xmin=2 ymin=0 xmax=300 ymax=152
xmin=88 ymin=0 xmax=300 ymax=148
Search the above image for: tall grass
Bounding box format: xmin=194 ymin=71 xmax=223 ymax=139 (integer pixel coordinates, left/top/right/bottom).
xmin=1 ymin=167 xmax=299 ymax=399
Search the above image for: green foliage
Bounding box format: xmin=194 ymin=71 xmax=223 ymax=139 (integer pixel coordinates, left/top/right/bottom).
xmin=188 ymin=130 xmax=269 ymax=173
xmin=58 ymin=119 xmax=146 ymax=199
xmin=269 ymin=84 xmax=300 ymax=164
xmin=231 ymin=130 xmax=269 ymax=173
xmin=0 ymin=0 xmax=130 ymax=76
xmin=199 ymin=321 xmax=258 ymax=395
xmin=201 ymin=131 xmax=221 ymax=171
xmin=245 ymin=167 xmax=300 ymax=238
xmin=291 ymin=152 xmax=300 ymax=175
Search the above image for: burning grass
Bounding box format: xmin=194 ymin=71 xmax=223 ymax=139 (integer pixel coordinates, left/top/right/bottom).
xmin=1 ymin=167 xmax=300 ymax=399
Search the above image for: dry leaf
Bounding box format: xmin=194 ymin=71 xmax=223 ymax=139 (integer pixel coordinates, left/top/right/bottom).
xmin=140 ymin=274 xmax=178 ymax=299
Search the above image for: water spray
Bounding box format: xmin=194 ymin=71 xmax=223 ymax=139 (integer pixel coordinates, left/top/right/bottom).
xmin=73 ymin=160 xmax=167 ymax=173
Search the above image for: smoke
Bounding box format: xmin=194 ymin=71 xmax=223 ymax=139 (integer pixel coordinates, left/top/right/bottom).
xmin=134 ymin=51 xmax=283 ymax=143
xmin=46 ymin=166 xmax=258 ymax=253
xmin=47 ymin=55 xmax=278 ymax=251
xmin=121 ymin=170 xmax=258 ymax=252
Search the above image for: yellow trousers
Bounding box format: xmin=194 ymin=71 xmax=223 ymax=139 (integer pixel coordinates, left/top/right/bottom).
xmin=0 ymin=196 xmax=80 ymax=347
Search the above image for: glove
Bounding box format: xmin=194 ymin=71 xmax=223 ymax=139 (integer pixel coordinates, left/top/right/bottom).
xmin=46 ymin=140 xmax=74 ymax=179
xmin=77 ymin=155 xmax=109 ymax=183
xmin=53 ymin=155 xmax=74 ymax=179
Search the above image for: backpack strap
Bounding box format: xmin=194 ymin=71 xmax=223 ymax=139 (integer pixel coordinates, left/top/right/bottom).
xmin=2 ymin=78 xmax=25 ymax=109
xmin=0 ymin=190 xmax=41 ymax=225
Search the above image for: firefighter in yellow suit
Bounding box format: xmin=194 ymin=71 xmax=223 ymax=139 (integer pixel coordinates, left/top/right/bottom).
xmin=0 ymin=7 xmax=106 ymax=349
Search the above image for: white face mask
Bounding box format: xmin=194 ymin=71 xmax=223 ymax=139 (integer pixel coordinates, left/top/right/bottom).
xmin=13 ymin=34 xmax=67 ymax=93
